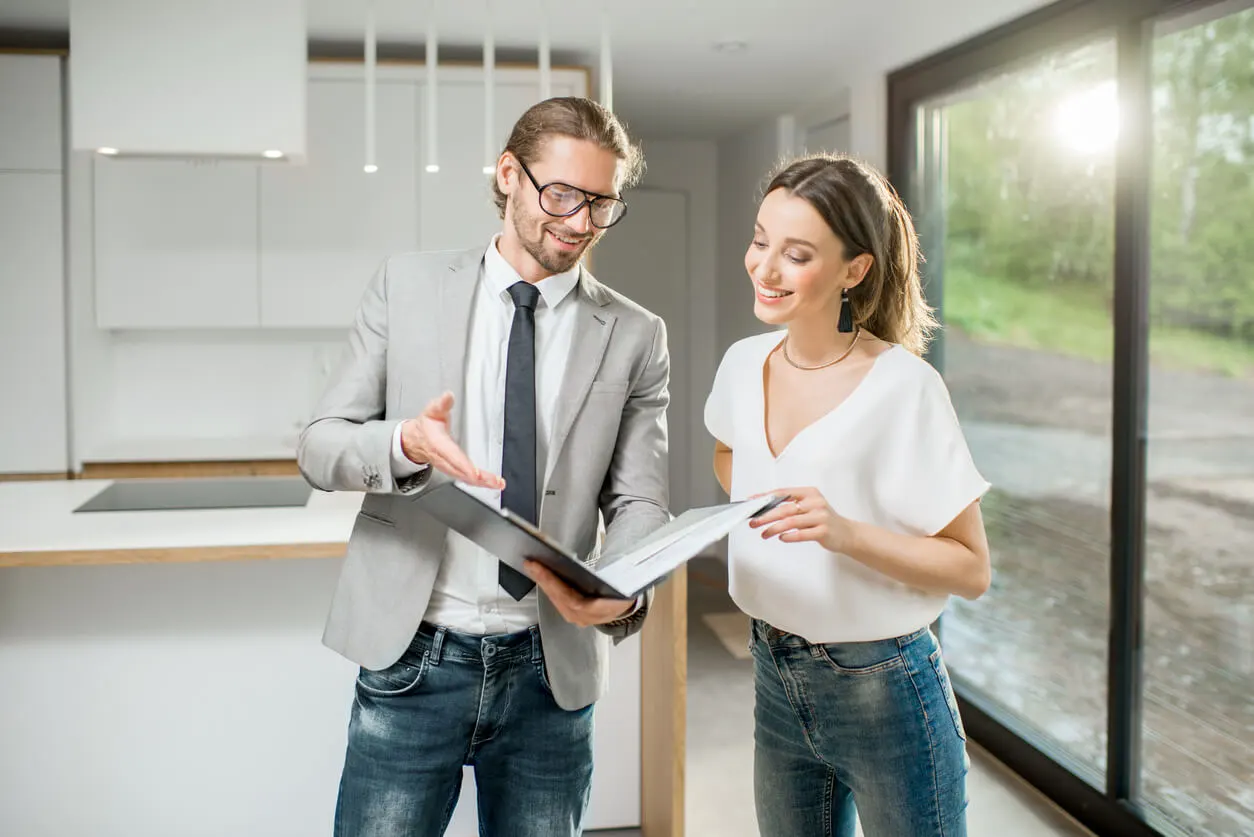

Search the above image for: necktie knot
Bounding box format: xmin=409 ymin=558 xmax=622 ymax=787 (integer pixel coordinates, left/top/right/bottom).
xmin=508 ymin=281 xmax=541 ymax=312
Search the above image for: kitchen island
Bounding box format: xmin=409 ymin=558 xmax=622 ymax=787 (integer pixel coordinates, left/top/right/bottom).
xmin=0 ymin=478 xmax=684 ymax=837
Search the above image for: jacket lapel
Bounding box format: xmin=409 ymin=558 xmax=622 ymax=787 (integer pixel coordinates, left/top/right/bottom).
xmin=546 ymin=268 xmax=616 ymax=484
xmin=437 ymin=249 xmax=483 ymax=442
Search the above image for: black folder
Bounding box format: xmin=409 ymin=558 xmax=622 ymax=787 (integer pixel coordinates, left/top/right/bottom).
xmin=416 ymin=482 xmax=784 ymax=599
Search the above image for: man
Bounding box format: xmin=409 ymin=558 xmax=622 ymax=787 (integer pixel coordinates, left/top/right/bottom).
xmin=297 ymin=96 xmax=670 ymax=837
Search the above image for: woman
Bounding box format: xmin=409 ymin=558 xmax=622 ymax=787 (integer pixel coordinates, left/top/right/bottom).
xmin=704 ymin=153 xmax=991 ymax=837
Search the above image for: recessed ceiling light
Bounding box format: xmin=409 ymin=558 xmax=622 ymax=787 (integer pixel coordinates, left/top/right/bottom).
xmin=482 ymin=165 xmax=495 ymax=175
xmin=426 ymin=164 xmax=440 ymax=174
xmin=262 ymin=149 xmax=284 ymax=159
xmin=713 ymin=39 xmax=748 ymax=53
xmin=97 ymin=147 xmax=119 ymax=155
xmin=363 ymin=164 xmax=379 ymax=174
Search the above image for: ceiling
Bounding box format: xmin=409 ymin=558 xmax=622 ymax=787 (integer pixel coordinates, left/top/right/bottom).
xmin=1 ymin=0 xmax=1054 ymax=138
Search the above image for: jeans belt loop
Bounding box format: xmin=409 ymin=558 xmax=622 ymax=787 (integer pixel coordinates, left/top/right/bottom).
xmin=430 ymin=625 xmax=447 ymax=666
xmin=529 ymin=625 xmax=543 ymax=665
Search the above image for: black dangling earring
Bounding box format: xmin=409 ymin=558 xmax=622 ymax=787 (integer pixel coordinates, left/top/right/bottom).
xmin=837 ymin=288 xmax=854 ymax=333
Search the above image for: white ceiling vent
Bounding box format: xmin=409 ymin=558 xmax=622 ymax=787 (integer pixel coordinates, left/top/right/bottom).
xmin=69 ymin=0 xmax=307 ymax=162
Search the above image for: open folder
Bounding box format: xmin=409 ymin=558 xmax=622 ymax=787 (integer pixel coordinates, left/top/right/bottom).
xmin=416 ymin=482 xmax=785 ymax=600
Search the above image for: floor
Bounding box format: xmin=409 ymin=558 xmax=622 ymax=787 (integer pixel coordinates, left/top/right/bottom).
xmin=683 ymin=556 xmax=1093 ymax=837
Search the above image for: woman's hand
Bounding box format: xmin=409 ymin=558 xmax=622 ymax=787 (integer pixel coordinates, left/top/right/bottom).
xmin=750 ymin=486 xmax=855 ymax=554
xmin=751 ymin=489 xmax=992 ymax=600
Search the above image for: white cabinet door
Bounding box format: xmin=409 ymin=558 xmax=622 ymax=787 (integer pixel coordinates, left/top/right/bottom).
xmin=259 ymin=78 xmax=420 ymax=328
xmin=94 ymin=158 xmax=260 ymax=328
xmin=0 ymin=55 xmax=62 ymax=172
xmin=0 ymin=172 xmax=67 ymax=473
xmin=419 ymin=72 xmax=584 ymax=251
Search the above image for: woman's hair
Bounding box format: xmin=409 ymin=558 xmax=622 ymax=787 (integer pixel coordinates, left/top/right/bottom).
xmin=492 ymin=97 xmax=645 ymax=218
xmin=762 ymin=153 xmax=938 ymax=356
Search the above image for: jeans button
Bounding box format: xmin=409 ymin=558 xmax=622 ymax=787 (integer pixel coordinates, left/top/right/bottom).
xmin=484 ymin=644 xmax=497 ymax=658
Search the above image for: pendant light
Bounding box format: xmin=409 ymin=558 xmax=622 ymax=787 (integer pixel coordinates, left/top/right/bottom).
xmin=538 ymin=0 xmax=551 ymax=100
xmin=425 ymin=0 xmax=440 ymax=174
xmin=482 ymin=0 xmax=495 ymax=174
xmin=599 ymin=7 xmax=612 ymax=111
xmin=363 ymin=0 xmax=378 ymax=173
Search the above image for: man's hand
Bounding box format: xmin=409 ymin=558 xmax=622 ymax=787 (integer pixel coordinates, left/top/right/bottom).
xmin=400 ymin=392 xmax=504 ymax=490
xmin=524 ymin=561 xmax=636 ymax=628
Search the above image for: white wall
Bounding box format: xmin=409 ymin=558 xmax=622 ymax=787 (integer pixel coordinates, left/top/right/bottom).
xmin=636 ymin=139 xmax=722 ymax=508
xmin=105 ymin=331 xmax=341 ymax=455
xmin=848 ymin=74 xmax=889 ymax=171
xmin=715 ymin=117 xmax=793 ymax=358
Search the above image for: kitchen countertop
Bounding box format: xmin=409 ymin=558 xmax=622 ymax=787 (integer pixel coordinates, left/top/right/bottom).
xmin=0 ymin=479 xmax=363 ymax=568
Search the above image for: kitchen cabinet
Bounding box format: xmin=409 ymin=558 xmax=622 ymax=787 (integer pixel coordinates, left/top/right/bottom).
xmin=418 ymin=67 xmax=585 ymax=252
xmin=91 ymin=63 xmax=587 ymax=331
xmin=0 ymin=172 xmax=68 ymax=473
xmin=258 ymin=76 xmax=420 ymax=328
xmin=93 ymin=157 xmax=260 ymax=328
xmin=0 ymin=54 xmax=62 ymax=171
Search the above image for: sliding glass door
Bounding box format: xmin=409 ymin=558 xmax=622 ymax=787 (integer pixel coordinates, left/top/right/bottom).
xmin=1142 ymin=5 xmax=1254 ymax=835
xmin=892 ymin=2 xmax=1254 ymax=835
xmin=914 ymin=37 xmax=1118 ymax=783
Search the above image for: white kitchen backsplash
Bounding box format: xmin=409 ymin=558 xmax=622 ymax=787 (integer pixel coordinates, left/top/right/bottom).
xmin=103 ymin=329 xmax=346 ymax=456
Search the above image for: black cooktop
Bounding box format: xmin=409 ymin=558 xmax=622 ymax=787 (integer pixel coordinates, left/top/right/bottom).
xmin=74 ymin=477 xmax=313 ymax=513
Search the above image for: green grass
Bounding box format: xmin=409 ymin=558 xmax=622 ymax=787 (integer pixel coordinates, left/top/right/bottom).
xmin=943 ymin=266 xmax=1254 ymax=377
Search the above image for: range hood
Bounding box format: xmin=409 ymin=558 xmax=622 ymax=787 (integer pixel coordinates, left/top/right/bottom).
xmin=69 ymin=0 xmax=307 ymax=163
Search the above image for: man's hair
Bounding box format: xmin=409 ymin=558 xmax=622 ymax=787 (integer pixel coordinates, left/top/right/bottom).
xmin=492 ymin=97 xmax=645 ymax=218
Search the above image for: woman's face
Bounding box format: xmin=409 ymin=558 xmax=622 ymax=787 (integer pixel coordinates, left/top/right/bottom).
xmin=745 ymin=188 xmax=864 ymax=328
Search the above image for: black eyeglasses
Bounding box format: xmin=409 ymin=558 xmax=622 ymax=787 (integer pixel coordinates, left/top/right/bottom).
xmin=515 ymin=158 xmax=628 ymax=229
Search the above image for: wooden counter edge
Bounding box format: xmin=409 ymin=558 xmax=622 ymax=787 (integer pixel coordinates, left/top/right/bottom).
xmin=0 ymin=541 xmax=348 ymax=568
xmin=641 ymin=565 xmax=687 ymax=837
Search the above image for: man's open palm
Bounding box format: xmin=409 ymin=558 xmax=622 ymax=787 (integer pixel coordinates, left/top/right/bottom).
xmin=401 ymin=392 xmax=504 ymax=490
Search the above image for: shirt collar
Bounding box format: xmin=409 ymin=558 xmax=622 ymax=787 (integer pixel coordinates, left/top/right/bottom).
xmin=483 ymin=234 xmax=580 ymax=310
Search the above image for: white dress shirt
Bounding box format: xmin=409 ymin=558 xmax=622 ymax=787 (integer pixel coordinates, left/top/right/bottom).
xmin=390 ymin=236 xmax=580 ymax=634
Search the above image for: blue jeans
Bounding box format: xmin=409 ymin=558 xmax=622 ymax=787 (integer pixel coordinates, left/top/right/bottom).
xmin=752 ymin=619 xmax=969 ymax=837
xmin=333 ymin=622 xmax=594 ymax=837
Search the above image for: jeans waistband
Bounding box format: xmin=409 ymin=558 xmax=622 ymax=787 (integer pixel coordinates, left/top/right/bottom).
xmin=751 ymin=618 xmax=930 ymax=651
xmin=415 ymin=621 xmax=543 ymax=665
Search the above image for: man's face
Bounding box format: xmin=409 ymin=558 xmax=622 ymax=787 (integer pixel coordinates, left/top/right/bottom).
xmin=500 ymin=136 xmax=622 ymax=276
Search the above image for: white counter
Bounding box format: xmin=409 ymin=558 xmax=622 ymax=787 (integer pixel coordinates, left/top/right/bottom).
xmin=0 ymin=479 xmax=643 ymax=837
xmin=0 ymin=478 xmax=361 ymax=563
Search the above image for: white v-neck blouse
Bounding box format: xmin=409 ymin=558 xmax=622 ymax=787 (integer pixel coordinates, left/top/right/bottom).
xmin=704 ymin=331 xmax=990 ymax=644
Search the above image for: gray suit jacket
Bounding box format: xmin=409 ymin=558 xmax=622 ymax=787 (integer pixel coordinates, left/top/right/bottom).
xmin=297 ymin=246 xmax=671 ymax=710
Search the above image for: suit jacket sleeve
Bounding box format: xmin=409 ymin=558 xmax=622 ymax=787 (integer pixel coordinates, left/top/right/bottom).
xmin=595 ymin=315 xmax=672 ymax=640
xmin=297 ymin=258 xmax=431 ymax=495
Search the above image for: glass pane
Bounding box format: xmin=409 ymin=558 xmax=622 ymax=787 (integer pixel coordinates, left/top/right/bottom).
xmin=1143 ymin=4 xmax=1254 ymax=834
xmin=913 ymin=38 xmax=1117 ymax=779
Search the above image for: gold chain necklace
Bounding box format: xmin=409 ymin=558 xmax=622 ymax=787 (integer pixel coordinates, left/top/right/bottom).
xmin=781 ymin=327 xmax=861 ymax=371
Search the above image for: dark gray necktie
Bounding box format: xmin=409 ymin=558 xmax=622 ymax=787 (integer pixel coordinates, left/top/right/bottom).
xmin=499 ymin=281 xmax=541 ymax=599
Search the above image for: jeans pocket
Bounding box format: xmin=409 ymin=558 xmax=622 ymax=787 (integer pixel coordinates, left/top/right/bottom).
xmin=816 ymin=639 xmax=905 ymax=675
xmin=532 ymin=656 xmax=555 ymax=699
xmin=357 ymin=648 xmax=430 ymax=698
xmin=929 ymin=647 xmax=967 ymax=742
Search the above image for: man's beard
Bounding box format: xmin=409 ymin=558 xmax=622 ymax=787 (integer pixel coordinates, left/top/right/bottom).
xmin=511 ymin=194 xmax=595 ymax=274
